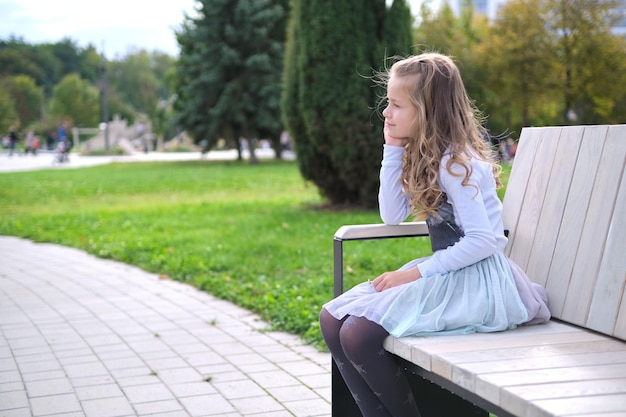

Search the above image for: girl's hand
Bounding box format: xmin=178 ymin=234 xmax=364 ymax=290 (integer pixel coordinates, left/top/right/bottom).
xmin=372 ymin=267 xmax=421 ymax=292
xmin=383 ymin=130 xmax=410 ymax=147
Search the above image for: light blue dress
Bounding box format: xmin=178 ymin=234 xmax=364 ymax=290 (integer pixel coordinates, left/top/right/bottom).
xmin=323 ymin=146 xmax=550 ymax=338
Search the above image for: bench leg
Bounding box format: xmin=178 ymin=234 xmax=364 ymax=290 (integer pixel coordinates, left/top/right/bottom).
xmin=406 ymin=372 xmax=488 ymax=417
xmin=331 ymin=360 xmax=363 ymax=417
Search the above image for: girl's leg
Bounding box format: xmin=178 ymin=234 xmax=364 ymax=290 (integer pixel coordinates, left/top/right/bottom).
xmin=320 ymin=308 xmax=390 ymax=416
xmin=340 ymin=315 xmax=420 ymax=417
xmin=320 ymin=308 xmax=420 ymax=417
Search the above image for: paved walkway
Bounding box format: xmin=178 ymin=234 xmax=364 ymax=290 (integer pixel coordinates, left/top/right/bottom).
xmin=0 ymin=151 xmax=332 ymax=417
xmin=0 ymin=149 xmax=294 ymax=173
xmin=0 ymin=237 xmax=332 ymax=417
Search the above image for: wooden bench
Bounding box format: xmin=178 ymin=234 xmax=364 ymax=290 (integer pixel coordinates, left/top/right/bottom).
xmin=332 ymin=124 xmax=626 ymax=417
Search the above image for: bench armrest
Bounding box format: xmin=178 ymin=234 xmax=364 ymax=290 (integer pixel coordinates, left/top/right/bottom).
xmin=334 ymin=221 xmax=429 ymax=241
xmin=333 ymin=221 xmax=430 ymax=296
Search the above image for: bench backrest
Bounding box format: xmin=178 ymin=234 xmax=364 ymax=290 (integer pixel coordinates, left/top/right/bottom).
xmin=502 ymin=125 xmax=626 ymax=341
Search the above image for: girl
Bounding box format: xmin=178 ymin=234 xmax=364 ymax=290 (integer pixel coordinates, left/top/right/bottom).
xmin=319 ymin=53 xmax=550 ymax=417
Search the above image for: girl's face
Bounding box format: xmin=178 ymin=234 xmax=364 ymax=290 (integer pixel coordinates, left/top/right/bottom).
xmin=382 ymin=76 xmax=417 ymax=141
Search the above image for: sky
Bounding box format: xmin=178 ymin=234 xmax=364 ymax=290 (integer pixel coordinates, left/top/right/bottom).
xmin=0 ymin=0 xmax=426 ymax=59
xmin=0 ymin=0 xmax=198 ymax=58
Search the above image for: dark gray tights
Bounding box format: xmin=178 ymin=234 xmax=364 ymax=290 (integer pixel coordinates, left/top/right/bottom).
xmin=320 ymin=308 xmax=421 ymax=417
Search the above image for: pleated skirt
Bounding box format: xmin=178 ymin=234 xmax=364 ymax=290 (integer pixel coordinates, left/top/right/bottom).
xmin=323 ymin=251 xmax=538 ymax=338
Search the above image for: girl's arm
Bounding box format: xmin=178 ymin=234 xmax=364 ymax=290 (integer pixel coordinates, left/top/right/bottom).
xmin=417 ymin=159 xmax=498 ymax=277
xmin=378 ymin=145 xmax=410 ymax=224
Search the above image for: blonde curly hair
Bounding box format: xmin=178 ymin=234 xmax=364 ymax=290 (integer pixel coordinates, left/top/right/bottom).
xmin=380 ymin=52 xmax=501 ymax=219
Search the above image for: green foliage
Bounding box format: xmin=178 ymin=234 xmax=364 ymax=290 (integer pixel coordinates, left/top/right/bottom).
xmin=47 ymin=39 xmax=101 ymax=83
xmin=0 ymin=37 xmax=101 ymax=96
xmin=284 ymin=0 xmax=396 ymax=208
xmin=483 ymin=0 xmax=556 ymax=130
xmin=107 ymin=51 xmax=172 ymax=118
xmin=1 ymin=37 xmax=177 ymax=138
xmin=174 ymin=0 xmax=287 ymax=153
xmin=0 ymin=87 xmax=18 ymax=133
xmin=384 ymin=0 xmax=414 ymax=57
xmin=48 ymin=73 xmax=100 ymax=127
xmin=412 ymin=0 xmax=626 ymax=137
xmin=0 ymin=75 xmax=43 ymax=127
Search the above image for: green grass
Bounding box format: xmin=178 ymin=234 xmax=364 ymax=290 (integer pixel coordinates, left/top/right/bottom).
xmin=0 ymin=159 xmax=511 ymax=349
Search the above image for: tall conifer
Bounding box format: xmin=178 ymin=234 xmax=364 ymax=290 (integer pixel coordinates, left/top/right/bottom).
xmin=282 ymin=0 xmax=413 ymax=207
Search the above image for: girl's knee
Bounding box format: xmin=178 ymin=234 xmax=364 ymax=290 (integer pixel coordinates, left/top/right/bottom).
xmin=319 ymin=308 xmax=340 ymax=342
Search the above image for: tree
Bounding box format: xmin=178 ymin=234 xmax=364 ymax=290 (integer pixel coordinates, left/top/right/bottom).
xmin=0 ymin=37 xmax=101 ymax=96
xmin=583 ymin=34 xmax=626 ymax=124
xmin=48 ymin=73 xmax=100 ymax=127
xmin=483 ymin=0 xmax=556 ymax=132
xmin=174 ymin=0 xmax=287 ymax=162
xmin=0 ymin=40 xmax=47 ymax=87
xmin=107 ymin=50 xmax=161 ymax=118
xmin=0 ymin=87 xmax=18 ymax=135
xmin=547 ymin=0 xmax=624 ymax=123
xmin=384 ymin=0 xmax=414 ymax=57
xmin=1 ymin=75 xmax=43 ymax=127
xmin=413 ymin=2 xmax=459 ymax=54
xmin=412 ymin=2 xmax=491 ymax=125
xmin=283 ymin=0 xmax=397 ymax=208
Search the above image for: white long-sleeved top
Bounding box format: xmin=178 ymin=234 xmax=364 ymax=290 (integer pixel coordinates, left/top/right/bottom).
xmin=378 ymin=145 xmax=508 ymax=277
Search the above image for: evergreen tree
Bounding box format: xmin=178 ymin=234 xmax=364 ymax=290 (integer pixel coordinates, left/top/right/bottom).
xmin=384 ymin=0 xmax=414 ymax=57
xmin=284 ymin=0 xmax=410 ymax=208
xmin=174 ymin=0 xmax=286 ymax=162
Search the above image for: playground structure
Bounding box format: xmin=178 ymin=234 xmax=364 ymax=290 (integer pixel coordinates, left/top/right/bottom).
xmin=73 ymin=115 xmax=155 ymax=154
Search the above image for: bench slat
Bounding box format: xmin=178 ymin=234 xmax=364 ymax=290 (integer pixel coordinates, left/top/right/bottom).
xmin=506 ymin=127 xmax=563 ymax=272
xmin=587 ymin=154 xmax=626 ymax=335
xmin=546 ymin=125 xmax=608 ymax=318
xmin=480 ymin=363 xmax=626 ymax=388
xmin=437 ymin=338 xmax=626 ymax=370
xmin=458 ymin=350 xmax=626 ymax=374
xmin=502 ymin=127 xmax=544 ymax=264
xmin=564 ymin=125 xmax=626 ymax=332
xmin=502 ymin=378 xmax=626 ymax=417
xmin=529 ymin=394 xmax=626 ymax=417
xmin=523 ymin=126 xmax=586 ymax=289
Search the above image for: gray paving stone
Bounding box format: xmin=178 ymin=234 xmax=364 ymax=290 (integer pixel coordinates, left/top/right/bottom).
xmin=81 ymin=396 xmax=134 ymax=417
xmin=25 ymin=378 xmax=73 ymax=397
xmin=267 ymin=384 xmax=322 ymax=402
xmin=179 ymin=393 xmax=235 ymax=416
xmin=229 ymin=395 xmax=285 ymax=415
xmin=0 ymin=389 xmax=28 ymax=410
xmin=168 ymin=381 xmax=217 ymax=398
xmin=123 ymin=383 xmax=175 ymax=403
xmin=0 ymin=408 xmax=32 ymax=417
xmin=283 ymin=397 xmax=334 ymax=417
xmin=133 ymin=399 xmax=185 ymax=415
xmin=248 ymin=369 xmax=301 ymax=389
xmin=30 ymin=393 xmax=82 ymax=416
xmin=211 ymin=379 xmax=266 ymax=400
xmin=74 ymin=383 xmax=125 ymax=401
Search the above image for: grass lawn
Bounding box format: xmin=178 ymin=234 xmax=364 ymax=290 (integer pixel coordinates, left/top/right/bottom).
xmin=0 ymin=159 xmax=510 ymax=349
